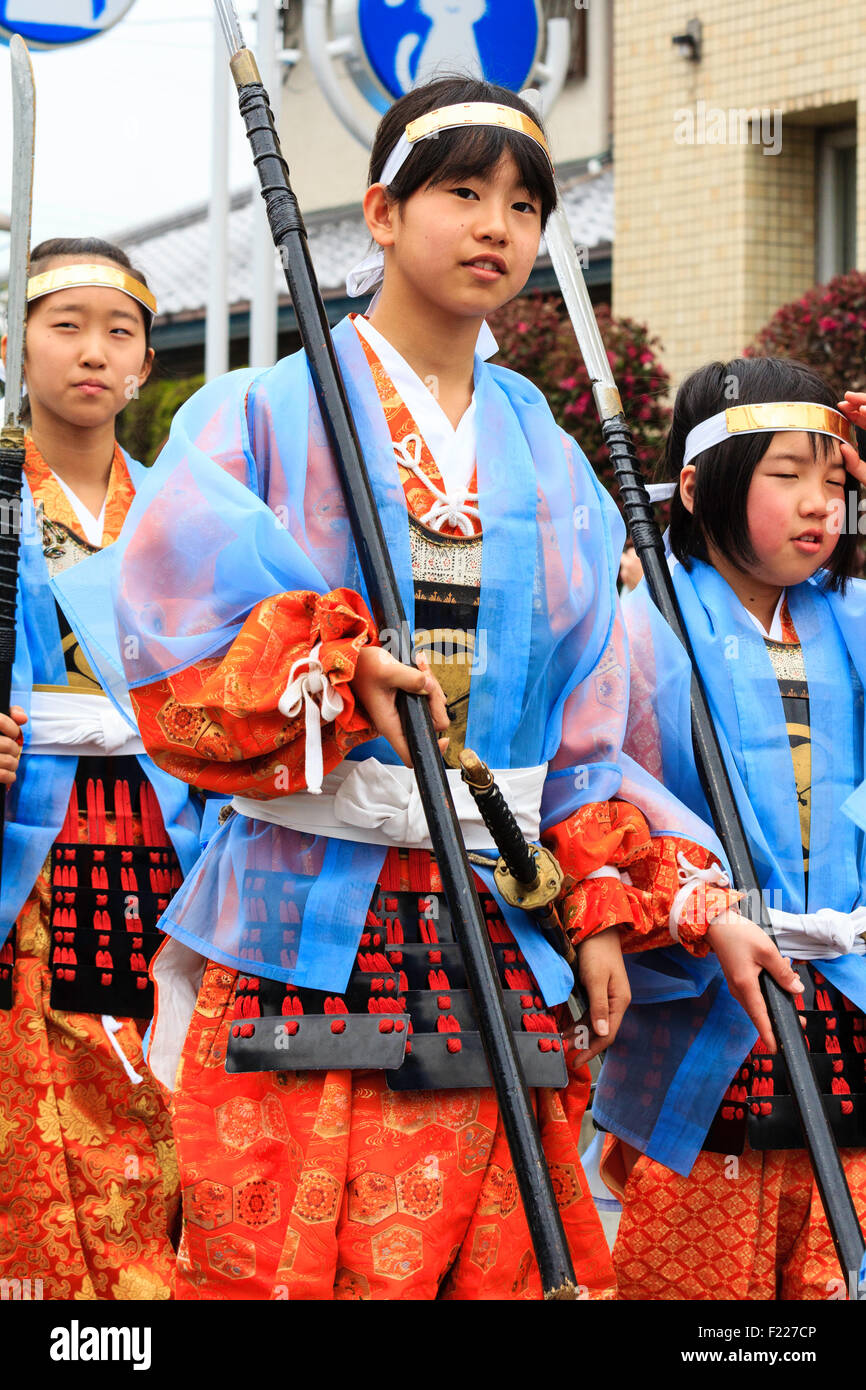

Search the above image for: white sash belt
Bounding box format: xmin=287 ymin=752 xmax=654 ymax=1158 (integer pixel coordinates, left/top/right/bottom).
xmin=767 ymin=905 xmax=866 ymax=960
xmin=231 ymin=756 xmax=548 ymax=851
xmin=25 ymin=689 xmax=145 ymax=759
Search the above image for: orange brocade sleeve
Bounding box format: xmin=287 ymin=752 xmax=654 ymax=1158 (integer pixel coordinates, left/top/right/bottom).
xmin=542 ymin=800 xmax=740 ymax=957
xmin=130 ymin=587 xmax=379 ymax=798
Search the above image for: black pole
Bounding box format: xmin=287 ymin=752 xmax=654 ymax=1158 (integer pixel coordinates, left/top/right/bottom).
xmin=607 ymin=413 xmax=866 ymax=1298
xmin=224 ymin=44 xmax=578 ymax=1298
xmin=0 ymin=436 xmax=24 ymax=896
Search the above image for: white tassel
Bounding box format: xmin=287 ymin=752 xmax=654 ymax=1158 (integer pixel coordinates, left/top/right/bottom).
xmin=101 ymin=1015 xmax=144 ymax=1086
xmin=278 ymin=642 xmax=344 ymax=794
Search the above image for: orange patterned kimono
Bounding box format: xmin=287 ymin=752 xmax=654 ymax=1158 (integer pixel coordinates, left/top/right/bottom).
xmin=0 ymin=443 xmax=180 ymax=1301
xmin=132 ymin=329 xmax=734 ymax=1300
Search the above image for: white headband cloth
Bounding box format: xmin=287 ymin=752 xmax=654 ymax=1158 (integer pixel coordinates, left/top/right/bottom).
xmin=683 ymin=402 xmax=856 ymax=466
xmin=379 ymin=101 xmax=554 ymax=189
xmin=646 ymin=482 xmax=677 ymax=502
xmin=645 ymin=402 xmax=857 ymax=504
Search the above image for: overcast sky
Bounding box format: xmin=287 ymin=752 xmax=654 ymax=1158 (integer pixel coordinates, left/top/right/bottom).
xmin=0 ymin=0 xmax=259 ymax=252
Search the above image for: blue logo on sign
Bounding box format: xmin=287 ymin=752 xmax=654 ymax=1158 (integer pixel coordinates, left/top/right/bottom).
xmin=357 ymin=0 xmax=541 ymax=101
xmin=0 ymin=1 xmax=136 ymax=47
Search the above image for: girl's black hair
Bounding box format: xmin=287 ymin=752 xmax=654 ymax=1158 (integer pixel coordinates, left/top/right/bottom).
xmin=662 ymin=356 xmax=858 ymax=591
xmin=369 ymin=75 xmax=557 ymax=226
xmin=28 ymin=236 xmax=152 ymax=347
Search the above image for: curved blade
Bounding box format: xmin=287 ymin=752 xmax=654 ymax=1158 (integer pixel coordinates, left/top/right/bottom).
xmin=4 ymin=36 xmax=36 ymax=429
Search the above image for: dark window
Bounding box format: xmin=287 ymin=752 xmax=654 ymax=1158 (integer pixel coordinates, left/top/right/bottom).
xmin=816 ymin=125 xmax=857 ymax=282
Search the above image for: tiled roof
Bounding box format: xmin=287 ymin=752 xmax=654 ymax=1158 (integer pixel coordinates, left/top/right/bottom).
xmin=111 ymin=161 xmax=613 ymax=323
xmin=552 ymin=161 xmax=614 ymax=260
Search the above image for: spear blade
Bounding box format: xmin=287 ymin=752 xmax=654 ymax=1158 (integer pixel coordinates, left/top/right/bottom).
xmin=4 ymin=35 xmax=36 ymax=430
xmin=0 ymin=35 xmax=36 ymax=902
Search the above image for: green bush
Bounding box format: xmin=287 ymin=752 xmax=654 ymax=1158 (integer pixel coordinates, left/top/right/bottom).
xmin=116 ymin=373 xmax=205 ymax=467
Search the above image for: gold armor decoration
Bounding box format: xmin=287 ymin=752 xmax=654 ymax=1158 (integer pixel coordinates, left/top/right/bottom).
xmin=33 ymin=516 xmax=103 ymax=695
xmin=413 ymin=626 xmax=475 ymax=768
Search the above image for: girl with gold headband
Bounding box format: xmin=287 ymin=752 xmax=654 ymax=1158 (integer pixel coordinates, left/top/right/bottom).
xmin=58 ymin=78 xmax=795 ymax=1301
xmin=0 ymin=238 xmax=204 ymax=1299
xmin=594 ymin=356 xmax=866 ymax=1300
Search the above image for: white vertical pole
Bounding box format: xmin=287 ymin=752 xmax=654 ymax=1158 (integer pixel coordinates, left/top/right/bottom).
xmin=206 ymin=9 xmax=230 ymax=381
xmin=250 ymin=0 xmax=279 ymax=367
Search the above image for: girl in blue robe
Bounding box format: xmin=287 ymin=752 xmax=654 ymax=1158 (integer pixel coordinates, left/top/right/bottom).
xmin=56 ymin=80 xmax=797 ymax=1300
xmin=0 ymin=237 xmax=204 ymax=1299
xmin=596 ymin=355 xmax=866 ymax=1300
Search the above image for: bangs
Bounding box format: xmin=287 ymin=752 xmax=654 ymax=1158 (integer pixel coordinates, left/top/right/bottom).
xmin=371 ymin=76 xmax=557 ymax=227
xmin=805 ymin=431 xmax=839 ymax=460
xmin=400 ymin=124 xmax=556 ymax=224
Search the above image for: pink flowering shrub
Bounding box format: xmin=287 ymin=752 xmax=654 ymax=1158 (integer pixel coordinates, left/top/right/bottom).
xmin=489 ymin=292 xmax=671 ymax=497
xmin=746 ymin=271 xmax=866 ymax=396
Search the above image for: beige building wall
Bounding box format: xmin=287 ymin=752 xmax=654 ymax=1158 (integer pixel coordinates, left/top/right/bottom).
xmin=614 ymin=0 xmax=866 ymax=385
xmin=280 ymin=0 xmax=613 ymax=214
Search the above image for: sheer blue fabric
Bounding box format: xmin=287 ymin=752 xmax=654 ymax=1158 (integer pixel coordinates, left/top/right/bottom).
xmin=56 ymin=320 xmax=722 ymax=1003
xmin=0 ymin=454 xmax=203 ymax=946
xmin=594 ymin=556 xmax=866 ymax=1173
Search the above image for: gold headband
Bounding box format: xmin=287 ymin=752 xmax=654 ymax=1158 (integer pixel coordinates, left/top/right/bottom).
xmin=27 ymin=264 xmax=157 ymax=319
xmin=725 ymin=402 xmax=855 ymax=445
xmin=405 ymin=102 xmax=552 ymax=167
xmin=683 ymin=401 xmax=856 ymax=465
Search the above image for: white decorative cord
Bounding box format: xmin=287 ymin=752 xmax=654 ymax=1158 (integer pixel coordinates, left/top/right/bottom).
xmin=278 ymin=642 xmax=345 ymax=794
xmin=100 ymin=1015 xmax=144 ymax=1086
xmin=393 ymin=434 xmax=480 ymax=536
xmin=669 ymin=851 xmax=731 ymax=943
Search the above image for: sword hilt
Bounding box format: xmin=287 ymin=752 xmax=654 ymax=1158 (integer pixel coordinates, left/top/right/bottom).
xmin=459 ymin=748 xmax=541 ymax=887
xmin=459 ymin=749 xmax=576 ymax=974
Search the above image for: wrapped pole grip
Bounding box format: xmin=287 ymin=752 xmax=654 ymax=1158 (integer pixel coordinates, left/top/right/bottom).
xmin=0 ymin=438 xmax=24 ymax=892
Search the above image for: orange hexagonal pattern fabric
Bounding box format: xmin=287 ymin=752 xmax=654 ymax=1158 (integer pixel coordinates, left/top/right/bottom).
xmin=171 ymin=958 xmax=615 ymax=1301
